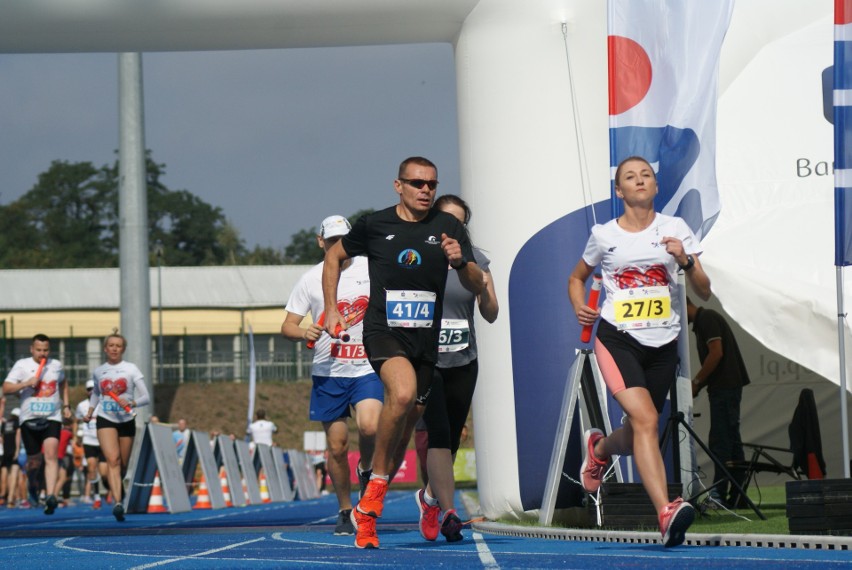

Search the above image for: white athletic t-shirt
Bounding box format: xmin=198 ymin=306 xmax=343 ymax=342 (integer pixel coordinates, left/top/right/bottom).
xmin=88 ymin=360 xmax=149 ymax=423
xmin=4 ymin=357 xmax=65 ymax=423
xmin=248 ymin=419 xmax=278 ymax=446
xmin=285 ymin=256 xmax=373 ymax=378
xmin=582 ymin=213 xmax=702 ymax=348
xmin=75 ymin=399 xmax=100 ymax=446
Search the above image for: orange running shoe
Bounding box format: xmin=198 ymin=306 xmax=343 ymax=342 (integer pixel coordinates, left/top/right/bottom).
xmin=351 ymin=508 xmax=379 ymax=549
xmin=356 ymin=478 xmax=388 ymax=518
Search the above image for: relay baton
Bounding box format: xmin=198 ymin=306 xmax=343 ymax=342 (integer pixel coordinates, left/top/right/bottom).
xmin=306 ymin=313 xmax=350 ymax=349
xmin=33 ymin=357 xmax=46 ymax=391
xmin=580 ymin=274 xmax=603 ymax=343
xmin=107 ymin=390 xmax=132 ymax=413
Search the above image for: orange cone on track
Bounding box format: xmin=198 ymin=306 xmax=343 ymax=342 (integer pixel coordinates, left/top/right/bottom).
xmin=259 ymin=470 xmax=271 ymax=503
xmin=242 ymin=477 xmax=251 ymax=505
xmin=219 ymin=466 xmax=233 ymax=507
xmin=147 ymin=471 xmax=168 ymax=513
xmin=194 ymin=474 xmax=212 ymax=510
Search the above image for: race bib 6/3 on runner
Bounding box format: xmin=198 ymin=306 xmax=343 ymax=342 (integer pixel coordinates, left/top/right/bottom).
xmin=386 ymin=290 xmax=436 ymax=328
xmin=438 ymin=319 xmax=470 ymax=353
xmin=613 ymin=286 xmax=672 ymax=330
xmin=28 ymin=398 xmax=56 ymax=417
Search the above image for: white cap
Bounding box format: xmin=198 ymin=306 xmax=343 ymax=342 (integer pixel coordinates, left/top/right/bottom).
xmin=86 ymin=379 xmax=95 ymax=389
xmin=320 ymin=215 xmax=351 ymax=239
xmin=11 ymin=408 xmax=20 ymax=417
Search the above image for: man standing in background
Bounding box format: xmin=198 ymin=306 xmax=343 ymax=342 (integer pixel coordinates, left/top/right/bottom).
xmin=247 ymin=408 xmax=278 ymax=447
xmin=687 ymin=298 xmax=750 ymax=508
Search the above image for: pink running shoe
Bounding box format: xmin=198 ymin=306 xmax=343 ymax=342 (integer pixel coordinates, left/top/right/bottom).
xmin=580 ymin=428 xmax=607 ymax=493
xmin=414 ymin=489 xmax=441 ymax=541
xmin=659 ymin=497 xmax=695 ymax=547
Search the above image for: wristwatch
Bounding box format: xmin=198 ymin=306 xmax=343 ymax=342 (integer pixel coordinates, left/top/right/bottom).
xmin=451 ymin=256 xmax=469 ymax=270
xmin=678 ymin=254 xmax=695 ymax=271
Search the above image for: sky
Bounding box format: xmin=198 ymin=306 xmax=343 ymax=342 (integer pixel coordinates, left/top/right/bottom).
xmin=0 ymin=44 xmax=460 ymax=250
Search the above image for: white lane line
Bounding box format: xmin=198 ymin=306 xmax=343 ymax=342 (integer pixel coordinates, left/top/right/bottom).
xmin=0 ymin=540 xmax=49 ymax=550
xmin=473 ymin=532 xmax=500 ymax=569
xmin=126 ymin=537 xmax=266 ymax=569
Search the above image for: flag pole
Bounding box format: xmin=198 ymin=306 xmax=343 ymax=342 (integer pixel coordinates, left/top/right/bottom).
xmin=835 ymin=0 xmax=852 ymax=478
xmin=837 ymin=268 xmax=850 ymax=478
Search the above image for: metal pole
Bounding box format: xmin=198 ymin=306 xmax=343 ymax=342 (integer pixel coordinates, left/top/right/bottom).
xmin=118 ymin=52 xmax=153 ymax=424
xmin=157 ymin=243 xmax=164 ymax=385
xmin=837 ymin=267 xmax=850 ymax=478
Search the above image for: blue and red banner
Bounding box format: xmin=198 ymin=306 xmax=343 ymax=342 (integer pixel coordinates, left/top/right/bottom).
xmin=607 ymin=0 xmax=734 ymax=240
xmin=835 ymin=0 xmax=852 ymax=267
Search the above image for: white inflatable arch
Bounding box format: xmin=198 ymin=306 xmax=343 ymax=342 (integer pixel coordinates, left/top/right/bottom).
xmin=2 ymin=0 xmax=614 ymax=520
xmin=9 ymin=1 xmax=832 ymax=520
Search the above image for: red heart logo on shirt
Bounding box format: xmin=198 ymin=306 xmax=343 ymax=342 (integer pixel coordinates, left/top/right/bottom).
xmin=338 ymin=296 xmax=368 ymax=326
xmin=101 ymin=380 xmax=114 ymax=394
xmin=36 ymin=380 xmax=57 ymax=397
xmin=113 ymin=378 xmax=128 ymax=394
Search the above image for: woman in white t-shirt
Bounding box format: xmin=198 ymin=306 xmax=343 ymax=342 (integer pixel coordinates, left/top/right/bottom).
xmin=568 ymin=156 xmax=711 ymax=548
xmin=85 ymin=331 xmax=149 ymax=522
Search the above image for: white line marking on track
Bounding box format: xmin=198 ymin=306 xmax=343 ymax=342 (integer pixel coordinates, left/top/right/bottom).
xmin=126 ymin=537 xmax=266 ymax=569
xmin=0 ymin=540 xmax=49 ymax=550
xmin=55 ymin=536 xmax=148 ymax=559
xmin=473 ymin=532 xmax=500 ymax=569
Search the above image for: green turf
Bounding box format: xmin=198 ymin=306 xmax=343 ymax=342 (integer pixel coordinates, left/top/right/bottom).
xmin=690 ymin=485 xmax=790 ymax=535
xmin=489 ymin=486 xmax=794 ymax=535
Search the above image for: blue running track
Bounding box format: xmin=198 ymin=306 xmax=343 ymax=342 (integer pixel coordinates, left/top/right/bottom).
xmin=0 ymin=491 xmax=849 ymax=569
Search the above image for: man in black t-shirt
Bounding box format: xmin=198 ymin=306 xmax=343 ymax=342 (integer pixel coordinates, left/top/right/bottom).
xmin=322 ymin=156 xmax=484 ymax=549
xmin=687 ymin=298 xmax=751 ymax=507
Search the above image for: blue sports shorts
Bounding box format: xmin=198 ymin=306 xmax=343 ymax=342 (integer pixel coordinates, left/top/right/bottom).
xmin=310 ymin=373 xmax=384 ymax=423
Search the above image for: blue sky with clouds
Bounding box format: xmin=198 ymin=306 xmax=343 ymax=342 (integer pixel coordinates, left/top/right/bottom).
xmin=0 ymin=44 xmax=460 ymax=249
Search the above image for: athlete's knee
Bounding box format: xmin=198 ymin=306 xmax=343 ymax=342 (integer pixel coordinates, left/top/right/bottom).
xmin=385 ymin=388 xmax=417 ymax=412
xmin=326 ymin=438 xmax=349 ymax=461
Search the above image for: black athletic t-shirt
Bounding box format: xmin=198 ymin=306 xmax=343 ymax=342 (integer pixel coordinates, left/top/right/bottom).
xmin=341 ymin=205 xmax=474 ymax=362
xmin=2 ymin=416 xmax=19 ymax=453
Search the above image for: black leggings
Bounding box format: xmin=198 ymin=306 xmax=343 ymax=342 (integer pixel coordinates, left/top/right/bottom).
xmin=423 ymin=360 xmax=478 ymax=453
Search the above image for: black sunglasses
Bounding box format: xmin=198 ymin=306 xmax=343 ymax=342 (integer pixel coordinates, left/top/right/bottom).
xmin=399 ymin=178 xmax=439 ymax=191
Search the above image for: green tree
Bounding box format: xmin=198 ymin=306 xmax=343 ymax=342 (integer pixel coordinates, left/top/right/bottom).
xmin=242 ymin=245 xmax=285 ymax=265
xmin=283 ymin=228 xmax=321 ymax=264
xmin=0 ymin=160 xmax=115 ymax=268
xmin=282 ymin=208 xmax=374 ymax=265
xmin=0 ymin=154 xmax=246 ymax=269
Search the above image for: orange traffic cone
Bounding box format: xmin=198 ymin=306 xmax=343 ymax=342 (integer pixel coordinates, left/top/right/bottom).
xmin=147 ymin=471 xmax=168 ymax=513
xmin=242 ymin=477 xmax=251 ymax=505
xmin=194 ymin=473 xmax=212 ymax=510
xmin=219 ymin=467 xmax=233 ymax=507
xmin=259 ymin=469 xmax=271 ymax=503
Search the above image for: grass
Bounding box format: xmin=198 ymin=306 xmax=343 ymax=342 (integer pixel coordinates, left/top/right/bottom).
xmin=490 ymin=486 xmax=794 ymax=535
xmin=690 ymin=485 xmax=790 ymax=535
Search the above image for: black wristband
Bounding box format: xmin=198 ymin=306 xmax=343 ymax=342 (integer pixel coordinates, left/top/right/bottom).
xmin=678 ymin=254 xmax=695 ymax=271
xmin=451 ymin=256 xmax=469 ymax=270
